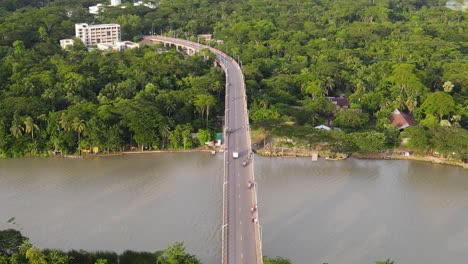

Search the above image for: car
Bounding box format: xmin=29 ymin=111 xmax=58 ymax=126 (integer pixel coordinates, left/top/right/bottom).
xmin=242 ymin=160 xmax=247 ymax=166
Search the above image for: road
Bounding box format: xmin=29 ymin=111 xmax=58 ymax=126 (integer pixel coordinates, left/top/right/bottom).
xmin=147 ymin=36 xmax=262 ymax=264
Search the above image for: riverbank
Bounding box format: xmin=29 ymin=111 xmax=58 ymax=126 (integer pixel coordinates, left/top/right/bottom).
xmin=4 ymin=143 xmax=466 ymax=169
xmin=86 ymin=147 xmax=221 ymax=158
xmin=353 ymin=152 xmax=468 ymax=169
xmin=254 ymin=145 xmax=467 ymax=169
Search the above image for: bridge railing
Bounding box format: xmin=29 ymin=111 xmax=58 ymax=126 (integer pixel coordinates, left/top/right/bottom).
xmin=221 ymin=68 xmax=229 ymax=264
xmin=240 ymin=68 xmax=264 ymax=264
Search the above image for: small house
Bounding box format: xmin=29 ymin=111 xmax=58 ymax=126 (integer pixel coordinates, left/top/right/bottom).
xmin=327 ymin=96 xmax=350 ymax=111
xmin=389 ymin=109 xmax=418 ymax=130
xmin=59 ymin=39 xmax=75 ymax=49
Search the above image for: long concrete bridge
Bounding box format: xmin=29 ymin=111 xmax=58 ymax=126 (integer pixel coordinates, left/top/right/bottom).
xmin=146 ymin=36 xmax=263 ymax=264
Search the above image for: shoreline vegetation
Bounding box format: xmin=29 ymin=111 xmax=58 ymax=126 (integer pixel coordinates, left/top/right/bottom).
xmin=7 ymin=124 xmax=465 ymax=168
xmin=0 ymin=229 xmax=294 ymax=264
xmin=47 ymin=141 xmax=466 ymax=169
xmin=0 ymin=0 xmax=466 ymax=166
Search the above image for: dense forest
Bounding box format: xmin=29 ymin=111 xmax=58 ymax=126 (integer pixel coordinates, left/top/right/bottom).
xmin=0 ymin=0 xmax=467 ymax=159
xmin=0 ymin=0 xmax=227 ymax=156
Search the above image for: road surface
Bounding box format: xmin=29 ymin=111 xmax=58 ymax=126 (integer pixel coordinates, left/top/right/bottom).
xmin=146 ymin=36 xmax=262 ymax=264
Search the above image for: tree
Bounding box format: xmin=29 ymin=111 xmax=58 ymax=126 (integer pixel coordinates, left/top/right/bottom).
xmin=71 ymin=118 xmax=86 ymax=145
xmin=59 ymin=113 xmax=71 ymax=132
xmin=169 ymin=124 xmax=194 ymax=149
xmin=159 ymin=124 xmax=171 ymax=149
xmin=95 ymin=259 xmax=108 ymax=264
xmin=333 ymin=111 xmax=368 ymax=129
xmin=194 ymin=94 xmax=216 ymax=126
xmin=0 ymin=229 xmax=27 ymax=255
xmin=48 ymin=251 xmax=70 ymax=264
xmin=403 ymin=126 xmax=431 ymax=152
xmin=0 ymin=256 xmax=9 ymax=264
xmin=349 ymin=131 xmax=385 ymax=154
xmin=263 ymin=256 xmax=291 ymax=264
xmin=25 ymin=247 xmax=47 ymax=264
xmin=383 ymin=127 xmax=400 ymax=148
xmin=430 ymin=126 xmax=468 ymax=160
xmin=23 ymin=116 xmax=39 ymax=139
xmin=420 ymin=92 xmax=455 ymax=121
xmin=420 ymin=114 xmax=439 ymax=127
xmin=197 ymin=129 xmax=211 ymax=146
xmin=10 ymin=116 xmax=24 ymax=138
xmin=156 ymin=242 xmax=200 ymax=264
xmin=387 ymin=64 xmax=428 ymax=111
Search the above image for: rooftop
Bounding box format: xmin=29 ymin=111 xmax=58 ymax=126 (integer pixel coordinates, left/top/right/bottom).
xmin=76 ymin=23 xmax=120 ymax=28
xmin=327 ymin=96 xmax=349 ymax=107
xmin=389 ymin=109 xmax=418 ymax=130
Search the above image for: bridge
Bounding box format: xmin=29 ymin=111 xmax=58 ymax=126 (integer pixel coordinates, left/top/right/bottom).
xmin=146 ymin=36 xmax=263 ymax=264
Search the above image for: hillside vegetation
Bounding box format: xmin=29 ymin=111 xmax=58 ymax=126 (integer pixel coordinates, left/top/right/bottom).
xmin=0 ymin=0 xmax=466 ymax=159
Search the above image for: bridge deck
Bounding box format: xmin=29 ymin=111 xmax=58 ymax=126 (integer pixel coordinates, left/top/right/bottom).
xmin=146 ymin=36 xmax=263 ymax=264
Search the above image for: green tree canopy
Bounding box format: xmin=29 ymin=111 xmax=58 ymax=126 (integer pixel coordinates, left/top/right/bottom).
xmin=0 ymin=229 xmax=27 ymax=256
xmin=420 ymin=91 xmax=455 ymax=120
xmin=156 ymin=242 xmax=200 ymax=264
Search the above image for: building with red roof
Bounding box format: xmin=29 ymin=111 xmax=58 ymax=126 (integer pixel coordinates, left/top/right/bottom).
xmin=389 ymin=109 xmax=418 ymax=130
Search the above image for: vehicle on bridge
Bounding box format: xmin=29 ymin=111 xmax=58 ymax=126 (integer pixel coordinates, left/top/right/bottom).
xmin=247 ymin=180 xmax=254 ymax=189
xmin=242 ymin=160 xmax=248 ymax=166
xmin=233 ymin=152 xmax=239 ymax=159
xmin=251 ymin=204 xmax=257 ymax=213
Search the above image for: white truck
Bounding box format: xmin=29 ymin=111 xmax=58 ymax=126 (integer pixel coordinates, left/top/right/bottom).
xmin=233 ymin=152 xmax=239 ymax=159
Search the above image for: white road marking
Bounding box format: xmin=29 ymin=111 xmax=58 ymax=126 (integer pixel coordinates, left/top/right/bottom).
xmin=240 ymin=235 xmax=243 ymax=241
xmin=238 ymin=194 xmax=240 ymax=198
xmin=241 ymin=253 xmax=243 ymax=259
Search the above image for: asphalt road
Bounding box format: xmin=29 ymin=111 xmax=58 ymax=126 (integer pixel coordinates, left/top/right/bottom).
xmin=148 ymin=36 xmax=261 ymax=264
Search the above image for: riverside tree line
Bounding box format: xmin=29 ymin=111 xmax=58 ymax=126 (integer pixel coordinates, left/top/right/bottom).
xmin=0 ymin=0 xmax=467 ymax=159
xmin=0 ymin=229 xmax=293 ymax=264
xmin=0 ymin=228 xmax=393 ymax=264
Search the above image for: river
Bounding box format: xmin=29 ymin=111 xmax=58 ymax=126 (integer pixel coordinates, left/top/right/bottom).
xmin=0 ymin=153 xmax=467 ymax=264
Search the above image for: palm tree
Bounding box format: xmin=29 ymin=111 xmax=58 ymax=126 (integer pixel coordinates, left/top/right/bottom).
xmin=23 ymin=116 xmax=39 ymax=139
xmin=71 ymin=117 xmax=86 ymax=155
xmin=159 ymin=124 xmax=171 ymax=149
xmin=59 ymin=113 xmax=70 ymax=131
xmin=71 ymin=117 xmax=86 ymax=143
xmin=165 ymin=99 xmax=176 ymax=117
xmin=10 ymin=117 xmax=24 ymax=138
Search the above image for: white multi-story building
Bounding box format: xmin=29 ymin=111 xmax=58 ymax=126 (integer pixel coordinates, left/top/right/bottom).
xmin=110 ymin=0 xmax=121 ymax=6
xmin=75 ymin=23 xmax=121 ymax=47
